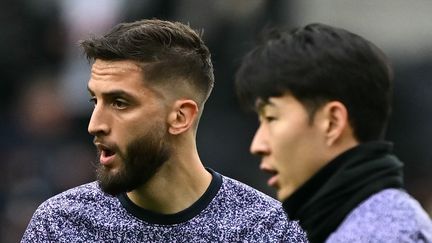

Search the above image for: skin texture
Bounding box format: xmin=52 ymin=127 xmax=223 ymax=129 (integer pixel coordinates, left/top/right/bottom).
xmin=88 ymin=60 xmax=170 ymax=196
xmin=87 ymin=59 xmax=212 ymax=214
xmin=250 ymin=94 xmax=358 ymax=200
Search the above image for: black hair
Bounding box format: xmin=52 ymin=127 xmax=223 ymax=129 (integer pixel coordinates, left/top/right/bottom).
xmin=235 ymin=23 xmax=393 ymax=142
xmin=80 ymin=19 xmax=214 ymax=104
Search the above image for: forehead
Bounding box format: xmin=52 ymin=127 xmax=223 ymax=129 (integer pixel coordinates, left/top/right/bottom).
xmin=255 ymin=97 xmax=281 ymax=112
xmin=256 ymin=95 xmax=304 ymax=113
xmin=91 ymin=59 xmax=142 ymax=78
xmin=88 ymin=59 xmax=145 ymax=90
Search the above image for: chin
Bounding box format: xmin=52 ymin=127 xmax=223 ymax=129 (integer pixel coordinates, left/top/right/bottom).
xmin=277 ymin=188 xmax=294 ymax=201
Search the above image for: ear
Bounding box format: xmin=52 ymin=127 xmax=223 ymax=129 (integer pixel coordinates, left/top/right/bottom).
xmin=321 ymin=101 xmax=349 ymax=146
xmin=167 ymin=99 xmax=199 ymax=135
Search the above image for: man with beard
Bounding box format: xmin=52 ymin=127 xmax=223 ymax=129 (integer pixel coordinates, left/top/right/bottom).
xmin=21 ymin=19 xmax=307 ymax=242
xmin=235 ymin=23 xmax=432 ymax=242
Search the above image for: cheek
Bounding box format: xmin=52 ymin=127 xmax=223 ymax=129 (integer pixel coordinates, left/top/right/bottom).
xmin=270 ymin=125 xmax=315 ymax=171
xmin=270 ymin=125 xmax=300 ymax=157
xmin=113 ymin=123 xmax=143 ymax=151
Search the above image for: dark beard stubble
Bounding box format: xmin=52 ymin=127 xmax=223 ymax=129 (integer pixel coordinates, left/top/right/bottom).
xmin=95 ymin=128 xmax=171 ymax=196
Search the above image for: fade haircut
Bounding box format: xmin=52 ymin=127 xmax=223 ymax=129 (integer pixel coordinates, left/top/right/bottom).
xmin=80 ymin=19 xmax=214 ymax=105
xmin=235 ymin=23 xmax=393 ymax=142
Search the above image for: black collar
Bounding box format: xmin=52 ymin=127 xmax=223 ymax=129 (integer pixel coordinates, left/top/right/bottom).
xmin=283 ymin=141 xmax=404 ymax=243
xmin=118 ymin=168 xmax=222 ymax=225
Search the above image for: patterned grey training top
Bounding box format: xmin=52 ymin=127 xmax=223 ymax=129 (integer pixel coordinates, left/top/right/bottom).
xmin=327 ymin=189 xmax=432 ymax=242
xmin=22 ymin=169 xmax=307 ymax=242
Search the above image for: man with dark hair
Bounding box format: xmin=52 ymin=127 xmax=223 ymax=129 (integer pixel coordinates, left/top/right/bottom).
xmin=22 ymin=19 xmax=307 ymax=242
xmin=235 ymin=23 xmax=432 ymax=242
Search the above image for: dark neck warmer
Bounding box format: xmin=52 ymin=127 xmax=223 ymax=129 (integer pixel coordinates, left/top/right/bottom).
xmin=283 ymin=141 xmax=404 ymax=243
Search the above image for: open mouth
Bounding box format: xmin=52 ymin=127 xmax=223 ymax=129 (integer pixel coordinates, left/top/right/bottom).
xmin=96 ymin=144 xmax=117 ymax=165
xmin=267 ymin=171 xmax=279 ymax=188
xmin=101 ymin=148 xmax=115 ymax=157
xmin=261 ymin=167 xmax=279 ymax=188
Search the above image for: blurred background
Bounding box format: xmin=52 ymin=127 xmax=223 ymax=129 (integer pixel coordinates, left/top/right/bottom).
xmin=1 ymin=0 xmax=431 ymax=241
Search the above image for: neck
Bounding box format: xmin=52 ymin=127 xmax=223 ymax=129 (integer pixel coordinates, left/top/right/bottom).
xmin=126 ymin=145 xmax=211 ymax=214
xmin=283 ymin=141 xmax=403 ymax=242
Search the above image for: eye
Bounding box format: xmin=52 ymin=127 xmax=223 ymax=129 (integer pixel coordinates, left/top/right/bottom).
xmin=264 ymin=116 xmax=277 ymax=123
xmin=112 ymin=99 xmax=128 ymax=110
xmin=259 ymin=115 xmax=277 ymax=124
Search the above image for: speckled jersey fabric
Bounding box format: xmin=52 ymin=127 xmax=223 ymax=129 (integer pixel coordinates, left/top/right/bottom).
xmin=326 ymin=189 xmax=432 ymax=242
xmin=22 ymin=170 xmax=307 ymax=242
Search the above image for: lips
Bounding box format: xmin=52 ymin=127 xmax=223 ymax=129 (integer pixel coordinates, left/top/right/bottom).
xmin=95 ymin=142 xmax=117 ymax=166
xmin=260 ymin=165 xmax=279 ymax=188
xmin=267 ymin=172 xmax=279 ymax=188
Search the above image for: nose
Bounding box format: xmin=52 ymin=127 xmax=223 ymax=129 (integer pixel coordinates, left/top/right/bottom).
xmin=250 ymin=124 xmax=270 ymax=156
xmin=88 ymin=105 xmax=110 ymax=136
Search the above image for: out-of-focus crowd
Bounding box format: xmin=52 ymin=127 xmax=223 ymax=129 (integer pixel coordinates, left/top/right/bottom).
xmin=1 ymin=1 xmax=431 ymax=242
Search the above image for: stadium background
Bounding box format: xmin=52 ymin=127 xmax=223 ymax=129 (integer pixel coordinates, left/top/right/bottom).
xmin=1 ymin=1 xmax=431 ymax=242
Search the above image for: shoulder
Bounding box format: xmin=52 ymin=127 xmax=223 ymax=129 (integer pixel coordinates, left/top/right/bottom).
xmin=215 ymin=175 xmax=308 ymax=242
xmin=220 ymin=175 xmax=282 ymax=209
xmin=22 ymin=182 xmax=120 ymax=241
xmin=328 ymin=189 xmax=432 ymax=242
xmin=36 ymin=181 xmax=114 ymax=214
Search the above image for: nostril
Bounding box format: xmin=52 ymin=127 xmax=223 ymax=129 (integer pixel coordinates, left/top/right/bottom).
xmin=88 ymin=109 xmax=110 ymax=135
xmin=88 ymin=121 xmax=110 ymax=136
xmin=254 ymin=151 xmax=267 ymax=157
xmin=250 ymin=143 xmax=268 ymax=156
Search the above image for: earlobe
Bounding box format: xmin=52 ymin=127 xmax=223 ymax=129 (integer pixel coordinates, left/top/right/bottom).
xmin=168 ymin=100 xmax=199 ymax=135
xmin=323 ymin=101 xmax=348 ymax=146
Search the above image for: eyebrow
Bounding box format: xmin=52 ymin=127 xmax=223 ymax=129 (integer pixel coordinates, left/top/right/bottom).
xmin=87 ymin=86 xmax=135 ymax=100
xmin=255 ymin=99 xmax=275 ymax=114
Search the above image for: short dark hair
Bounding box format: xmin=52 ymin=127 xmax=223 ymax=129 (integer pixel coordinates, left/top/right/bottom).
xmin=235 ymin=23 xmax=393 ymax=142
xmin=80 ymin=19 xmax=214 ymax=104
